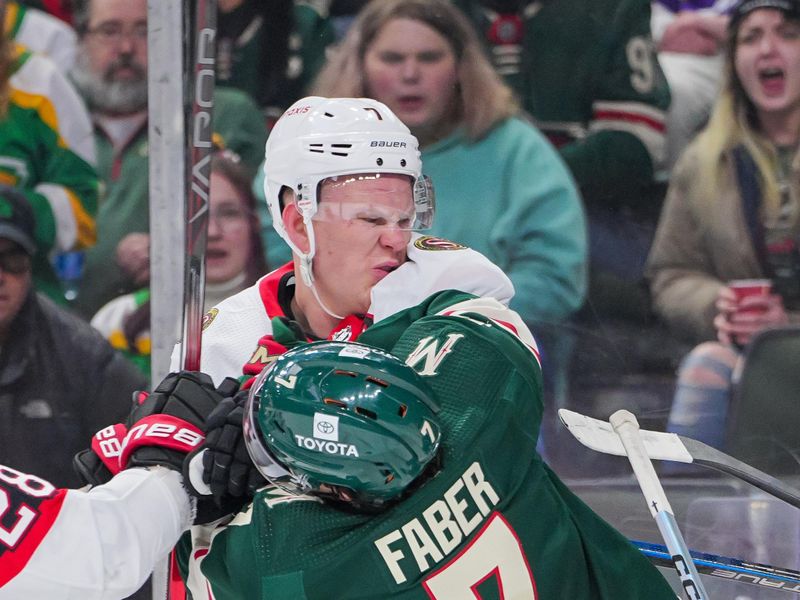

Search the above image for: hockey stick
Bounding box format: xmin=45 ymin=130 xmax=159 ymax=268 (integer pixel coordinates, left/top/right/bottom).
xmin=165 ymin=2 xmax=217 ymax=599
xmin=558 ymin=408 xmax=800 ymax=509
xmin=634 ymin=540 xmax=800 ymax=594
xmin=180 ymin=0 xmax=216 ymax=372
xmin=610 ymin=410 xmax=709 ymax=600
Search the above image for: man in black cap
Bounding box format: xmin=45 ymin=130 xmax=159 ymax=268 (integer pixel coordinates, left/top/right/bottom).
xmin=0 ymin=184 xmax=147 ymax=487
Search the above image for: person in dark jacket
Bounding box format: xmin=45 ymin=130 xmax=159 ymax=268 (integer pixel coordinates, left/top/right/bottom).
xmin=0 ymin=184 xmax=147 ymax=488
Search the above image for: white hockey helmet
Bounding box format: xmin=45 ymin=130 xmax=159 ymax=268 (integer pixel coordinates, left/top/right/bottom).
xmin=263 ymin=96 xmax=434 ymax=258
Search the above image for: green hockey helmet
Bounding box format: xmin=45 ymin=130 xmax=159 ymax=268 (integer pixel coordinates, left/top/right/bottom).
xmin=243 ymin=341 xmax=442 ymax=511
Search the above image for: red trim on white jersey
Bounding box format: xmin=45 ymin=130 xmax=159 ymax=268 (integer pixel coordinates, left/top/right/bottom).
xmin=0 ymin=486 xmax=66 ymax=586
xmin=258 ymin=262 xmax=294 ymax=318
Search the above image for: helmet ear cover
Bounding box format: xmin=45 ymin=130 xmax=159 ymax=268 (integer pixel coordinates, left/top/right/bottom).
xmin=243 ymin=341 xmax=443 ymax=511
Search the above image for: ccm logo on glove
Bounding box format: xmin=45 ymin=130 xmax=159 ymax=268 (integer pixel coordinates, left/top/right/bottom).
xmin=119 ymin=414 xmax=204 ymax=468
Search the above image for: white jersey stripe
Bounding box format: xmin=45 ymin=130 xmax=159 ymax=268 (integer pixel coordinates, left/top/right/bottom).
xmin=11 ymin=53 xmax=96 ymax=166
xmin=35 ymin=182 xmax=77 ymax=252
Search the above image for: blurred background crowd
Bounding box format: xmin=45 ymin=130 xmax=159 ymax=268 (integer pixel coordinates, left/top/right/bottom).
xmin=0 ymin=0 xmax=798 ymax=501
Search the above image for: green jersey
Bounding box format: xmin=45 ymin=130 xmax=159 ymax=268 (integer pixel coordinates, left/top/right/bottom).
xmin=2 ymin=45 xmax=98 ymax=301
xmin=180 ymin=292 xmax=674 ymax=599
xmin=454 ymin=0 xmax=671 ymax=204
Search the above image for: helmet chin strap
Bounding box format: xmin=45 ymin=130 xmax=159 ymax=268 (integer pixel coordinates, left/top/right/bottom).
xmin=298 ymin=221 xmax=345 ymax=321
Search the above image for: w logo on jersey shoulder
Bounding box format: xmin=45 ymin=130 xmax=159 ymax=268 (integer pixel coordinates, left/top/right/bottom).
xmin=405 ymin=334 xmax=465 ymax=376
xmin=437 ymin=298 xmax=542 ymax=369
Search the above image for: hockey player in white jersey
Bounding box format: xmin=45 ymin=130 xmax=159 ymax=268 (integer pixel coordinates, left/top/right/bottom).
xmin=0 ymin=97 xmax=521 ymax=597
xmin=0 ymin=371 xmax=236 ymax=599
xmin=172 ymin=96 xmax=516 ymax=384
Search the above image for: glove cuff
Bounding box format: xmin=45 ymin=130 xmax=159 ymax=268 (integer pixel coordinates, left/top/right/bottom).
xmin=120 ymin=414 xmax=204 ymax=469
xmin=183 ymin=447 xmax=213 ymax=497
xmin=91 ymin=423 xmax=129 ymax=475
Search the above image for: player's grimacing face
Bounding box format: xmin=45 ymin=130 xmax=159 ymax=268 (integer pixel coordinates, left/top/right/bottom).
xmin=311 ymin=173 xmax=413 ymax=315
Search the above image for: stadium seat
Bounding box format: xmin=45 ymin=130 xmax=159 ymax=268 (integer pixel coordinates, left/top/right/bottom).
xmin=726 ymin=326 xmax=800 ymax=476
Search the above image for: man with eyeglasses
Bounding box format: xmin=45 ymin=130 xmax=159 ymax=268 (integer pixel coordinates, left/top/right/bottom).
xmin=0 ymin=184 xmax=146 ymax=489
xmin=69 ymin=0 xmax=268 ymax=319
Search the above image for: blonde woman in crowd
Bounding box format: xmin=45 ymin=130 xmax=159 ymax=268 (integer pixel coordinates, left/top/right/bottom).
xmin=646 ymin=0 xmax=800 ymax=447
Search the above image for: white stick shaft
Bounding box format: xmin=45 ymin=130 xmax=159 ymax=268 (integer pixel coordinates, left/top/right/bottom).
xmin=610 ymin=410 xmax=709 ymax=600
xmin=609 ymin=410 xmax=673 ymax=517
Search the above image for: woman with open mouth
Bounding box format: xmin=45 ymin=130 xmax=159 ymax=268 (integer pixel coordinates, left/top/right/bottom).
xmin=646 ymin=0 xmax=800 ymax=451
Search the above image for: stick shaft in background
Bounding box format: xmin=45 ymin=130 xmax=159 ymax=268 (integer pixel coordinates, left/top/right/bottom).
xmin=635 ymin=540 xmax=800 ymax=594
xmin=610 ymin=410 xmax=709 ymax=600
xmin=168 ymin=2 xmax=217 ymax=599
xmin=558 ymin=408 xmax=800 ymax=508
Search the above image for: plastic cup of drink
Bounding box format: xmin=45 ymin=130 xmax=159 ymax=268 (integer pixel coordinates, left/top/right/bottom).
xmin=728 ymin=279 xmax=772 ymax=313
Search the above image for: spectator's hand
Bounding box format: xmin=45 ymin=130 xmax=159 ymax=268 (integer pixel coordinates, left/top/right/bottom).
xmin=714 ymin=286 xmax=788 ymax=346
xmin=694 ymin=13 xmax=729 ymax=44
xmin=116 ymin=232 xmax=150 ymax=285
xmin=659 ymin=12 xmax=720 ymax=55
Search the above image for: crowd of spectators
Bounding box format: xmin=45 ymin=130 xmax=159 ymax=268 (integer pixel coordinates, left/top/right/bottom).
xmin=1 ymin=0 xmax=798 ymax=485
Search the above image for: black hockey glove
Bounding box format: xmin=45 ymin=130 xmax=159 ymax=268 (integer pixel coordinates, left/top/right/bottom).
xmin=183 ymin=388 xmax=267 ymax=523
xmin=122 ymin=371 xmax=239 ymax=471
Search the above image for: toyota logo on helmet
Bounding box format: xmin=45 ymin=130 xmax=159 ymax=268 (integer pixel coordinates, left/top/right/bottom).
xmin=242 ymin=341 xmax=443 ymax=511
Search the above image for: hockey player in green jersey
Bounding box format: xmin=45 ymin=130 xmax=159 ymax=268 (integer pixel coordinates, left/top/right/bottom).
xmin=164 ymin=94 xmax=673 ymax=597
xmin=181 ymin=323 xmax=676 ymax=598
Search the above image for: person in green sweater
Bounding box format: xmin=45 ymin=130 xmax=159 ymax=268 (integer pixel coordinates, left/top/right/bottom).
xmin=69 ymin=0 xmax=268 ymax=318
xmin=299 ymin=0 xmax=586 ymax=409
xmin=216 ymin=0 xmax=335 ymax=119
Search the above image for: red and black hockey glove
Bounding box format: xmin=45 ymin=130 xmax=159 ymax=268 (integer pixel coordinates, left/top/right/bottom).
xmin=73 ymin=372 xmax=238 ymax=487
xmin=73 ymin=422 xmax=129 ymax=487
xmin=122 ymin=371 xmax=239 ymax=471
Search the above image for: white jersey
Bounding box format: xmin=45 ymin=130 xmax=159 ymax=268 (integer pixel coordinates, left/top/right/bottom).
xmin=172 ymin=235 xmax=514 ymax=385
xmin=0 ymin=466 xmax=191 ymax=599
xmin=9 ymin=2 xmax=78 ymax=71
